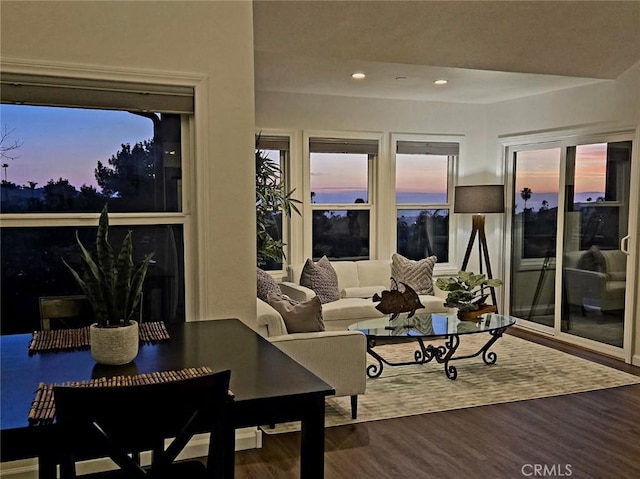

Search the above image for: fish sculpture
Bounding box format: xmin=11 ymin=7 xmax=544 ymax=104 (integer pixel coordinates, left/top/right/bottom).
xmin=372 ymin=278 xmax=425 ymax=320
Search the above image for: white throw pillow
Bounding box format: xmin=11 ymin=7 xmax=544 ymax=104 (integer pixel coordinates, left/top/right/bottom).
xmin=391 ymin=253 xmax=437 ymax=295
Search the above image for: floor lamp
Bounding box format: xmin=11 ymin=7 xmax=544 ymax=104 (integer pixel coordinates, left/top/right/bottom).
xmin=454 ymin=185 xmax=505 ymax=309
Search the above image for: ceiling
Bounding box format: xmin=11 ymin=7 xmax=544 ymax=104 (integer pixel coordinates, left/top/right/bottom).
xmin=253 ymin=1 xmax=640 ymax=104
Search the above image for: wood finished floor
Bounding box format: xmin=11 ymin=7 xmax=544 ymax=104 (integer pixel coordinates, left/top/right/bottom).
xmin=234 ymin=327 xmax=640 ymax=479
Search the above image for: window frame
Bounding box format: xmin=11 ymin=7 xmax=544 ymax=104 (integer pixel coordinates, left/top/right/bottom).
xmin=304 ymin=130 xmax=382 ymax=262
xmin=254 ymin=132 xmax=296 ymax=273
xmin=390 ymin=133 xmax=459 ymax=274
xmin=507 ymin=141 xmax=563 ymax=273
xmin=0 ymin=62 xmax=206 ymax=324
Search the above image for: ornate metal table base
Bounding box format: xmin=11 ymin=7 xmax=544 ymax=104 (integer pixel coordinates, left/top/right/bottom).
xmin=365 ymin=327 xmax=508 ymax=380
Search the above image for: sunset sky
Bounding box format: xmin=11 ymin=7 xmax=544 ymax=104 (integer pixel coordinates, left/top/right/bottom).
xmin=1 ymin=105 xmax=152 ymax=188
xmin=515 ymin=144 xmax=607 ymax=195
xmin=1 ymin=104 xmax=607 ymax=199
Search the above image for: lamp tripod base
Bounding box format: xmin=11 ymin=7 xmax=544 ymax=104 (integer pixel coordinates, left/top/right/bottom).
xmin=460 ymin=214 xmax=498 ymax=311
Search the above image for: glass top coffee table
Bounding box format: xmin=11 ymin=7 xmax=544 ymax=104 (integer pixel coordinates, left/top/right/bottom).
xmin=348 ymin=312 xmax=517 ymax=380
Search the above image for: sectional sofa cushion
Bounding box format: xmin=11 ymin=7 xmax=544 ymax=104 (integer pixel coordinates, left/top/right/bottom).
xmin=340 ymin=286 xmax=386 ymax=299
xmin=267 ymin=293 xmax=325 ymax=333
xmin=320 ymin=294 xmax=448 ymax=322
xmin=299 ymin=255 xmax=340 ymax=303
xmin=321 ymin=297 xmax=385 ymax=322
xmin=356 ymin=260 xmax=393 ymax=288
xmin=257 ymin=268 xmax=282 ymax=302
xmin=391 ymin=253 xmax=437 ymax=295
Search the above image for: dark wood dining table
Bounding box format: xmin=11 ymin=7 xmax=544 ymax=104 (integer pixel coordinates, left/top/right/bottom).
xmin=0 ymin=318 xmax=334 ymax=479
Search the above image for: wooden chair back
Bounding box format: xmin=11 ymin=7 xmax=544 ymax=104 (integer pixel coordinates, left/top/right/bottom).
xmin=39 ymin=295 xmax=93 ymax=330
xmin=53 ymin=369 xmax=233 ymax=479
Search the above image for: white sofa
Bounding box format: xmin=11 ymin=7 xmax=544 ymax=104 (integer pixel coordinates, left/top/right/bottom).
xmin=563 ymin=249 xmax=627 ymax=312
xmin=256 ymin=297 xmax=366 ymax=418
xmin=255 ymin=259 xmax=452 ymax=419
xmin=278 ymin=259 xmax=453 ymax=330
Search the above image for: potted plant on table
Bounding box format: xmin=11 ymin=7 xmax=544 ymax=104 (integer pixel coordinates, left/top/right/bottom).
xmin=63 ymin=205 xmax=153 ymax=365
xmin=435 ymin=271 xmax=503 ymax=321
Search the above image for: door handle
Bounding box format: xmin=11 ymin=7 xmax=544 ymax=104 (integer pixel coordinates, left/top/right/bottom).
xmin=621 ymin=235 xmax=630 ymax=255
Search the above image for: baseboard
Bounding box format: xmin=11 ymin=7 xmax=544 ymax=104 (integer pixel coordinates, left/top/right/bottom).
xmin=0 ymin=427 xmax=262 ymax=479
xmin=632 ymin=354 xmax=640 ymax=367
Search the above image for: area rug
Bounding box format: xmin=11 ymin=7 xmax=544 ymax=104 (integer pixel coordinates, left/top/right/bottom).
xmin=263 ymin=334 xmax=640 ymax=434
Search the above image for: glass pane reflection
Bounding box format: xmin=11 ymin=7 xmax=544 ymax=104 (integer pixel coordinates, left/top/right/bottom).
xmin=1 ymin=225 xmax=185 ymax=334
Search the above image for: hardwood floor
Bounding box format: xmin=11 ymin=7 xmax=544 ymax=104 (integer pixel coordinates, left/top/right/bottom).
xmin=234 ymin=328 xmax=640 ymax=479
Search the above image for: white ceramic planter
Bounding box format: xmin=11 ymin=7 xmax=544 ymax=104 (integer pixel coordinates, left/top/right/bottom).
xmin=90 ymin=321 xmax=139 ymax=365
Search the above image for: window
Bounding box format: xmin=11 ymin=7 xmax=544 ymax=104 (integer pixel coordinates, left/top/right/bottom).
xmin=394 ymin=139 xmax=456 ymax=263
xmin=512 ymin=147 xmax=561 ymax=260
xmin=256 ymin=135 xmax=291 ymax=271
xmin=0 ymin=73 xmax=193 ymax=334
xmin=309 ymin=137 xmax=377 ymax=260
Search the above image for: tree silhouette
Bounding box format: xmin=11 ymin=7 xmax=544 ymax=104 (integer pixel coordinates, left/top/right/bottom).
xmin=0 ymin=125 xmax=22 ymax=161
xmin=77 ymin=184 xmax=105 ymax=211
xmin=520 ymin=187 xmax=532 ymax=211
xmin=43 ymin=178 xmax=78 ymax=211
xmin=95 ymin=140 xmax=155 ymax=203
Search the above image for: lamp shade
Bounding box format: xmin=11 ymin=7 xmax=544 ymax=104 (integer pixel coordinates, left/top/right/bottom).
xmin=454 ymin=185 xmax=505 ymax=214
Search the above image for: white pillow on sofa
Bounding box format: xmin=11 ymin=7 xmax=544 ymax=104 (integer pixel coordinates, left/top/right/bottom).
xmin=391 ymin=253 xmax=437 ymax=295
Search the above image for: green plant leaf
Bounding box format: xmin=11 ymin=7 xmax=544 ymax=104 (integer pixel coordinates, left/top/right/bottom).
xmin=438 ymin=270 xmax=503 ymax=310
xmin=435 ymin=277 xmax=463 ymax=291
xmin=127 ymin=252 xmax=153 ymax=322
xmin=255 ymin=133 xmax=301 ymax=266
xmin=95 ymin=205 xmax=116 ymax=322
xmin=115 ymin=231 xmax=134 ymax=323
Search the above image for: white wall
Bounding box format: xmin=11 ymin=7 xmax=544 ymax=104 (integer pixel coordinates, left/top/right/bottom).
xmin=1 ymin=0 xmax=258 ymax=325
xmin=485 ymin=62 xmax=640 ymax=134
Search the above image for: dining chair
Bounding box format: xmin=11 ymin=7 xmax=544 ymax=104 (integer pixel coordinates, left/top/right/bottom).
xmin=39 ymin=295 xmax=93 ymax=330
xmin=53 ymin=369 xmax=233 ymax=479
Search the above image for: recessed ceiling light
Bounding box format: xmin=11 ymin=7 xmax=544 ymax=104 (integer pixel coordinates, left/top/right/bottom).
xmin=351 ymin=72 xmax=366 ymax=80
xmin=434 ymin=79 xmax=448 ymax=85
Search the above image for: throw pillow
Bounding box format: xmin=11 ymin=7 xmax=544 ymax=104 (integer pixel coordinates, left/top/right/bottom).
xmin=267 ymin=293 xmax=325 ymax=333
xmin=391 ymin=253 xmax=437 ymax=295
xmin=257 ymin=268 xmax=281 ymax=302
xmin=299 ymin=256 xmax=340 ymax=304
xmin=576 ymin=246 xmax=606 ymax=273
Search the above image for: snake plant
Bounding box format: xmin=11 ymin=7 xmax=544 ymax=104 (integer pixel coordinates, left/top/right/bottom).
xmin=63 ymin=205 xmax=153 ymax=328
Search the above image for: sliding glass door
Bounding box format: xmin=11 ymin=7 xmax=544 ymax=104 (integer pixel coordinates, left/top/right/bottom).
xmin=561 ymin=141 xmax=631 ymax=347
xmin=510 ymin=146 xmax=561 ymax=327
xmin=508 ymin=134 xmax=634 ymax=355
